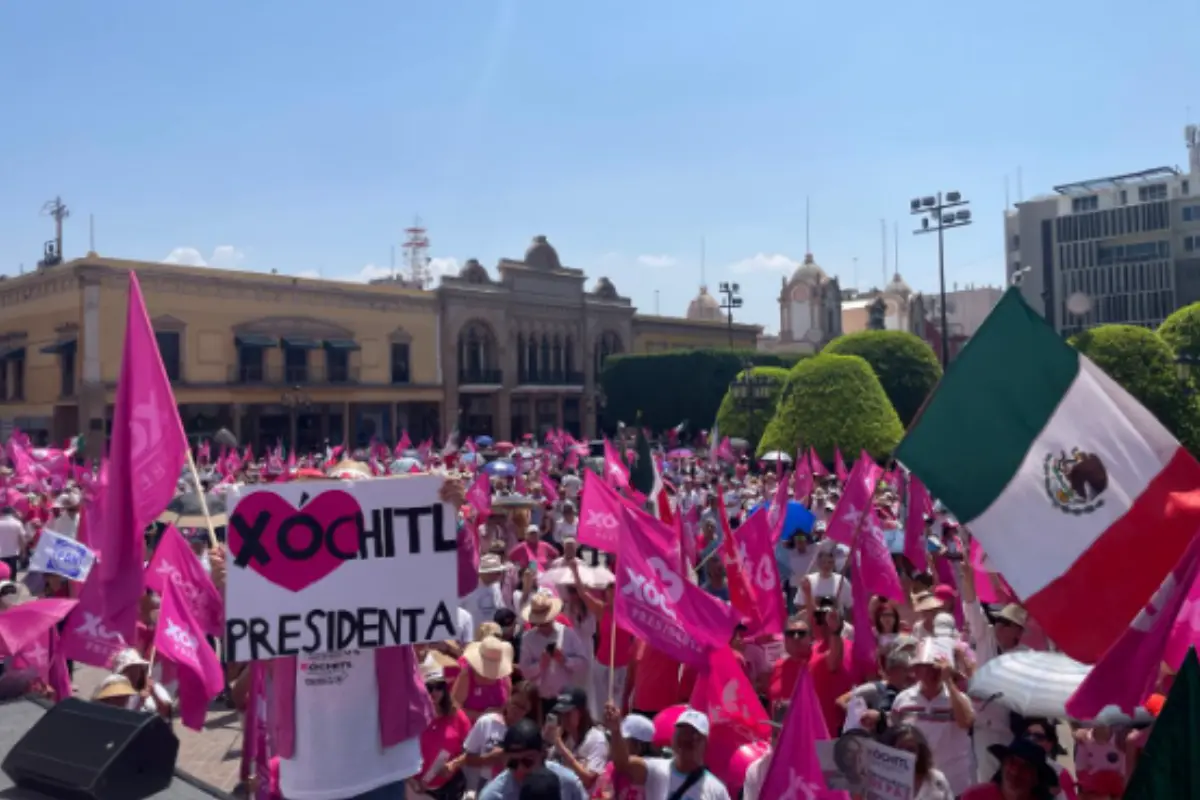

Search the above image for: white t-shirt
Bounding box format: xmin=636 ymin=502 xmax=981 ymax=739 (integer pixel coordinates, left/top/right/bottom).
xmin=279 ymin=649 xmax=421 ymax=800
xmin=123 ymin=682 xmax=174 ymax=715
xmin=462 ymin=711 xmax=509 ymax=788
xmin=891 ymin=685 xmax=972 ymax=797
xmin=556 ymin=726 xmax=609 ymax=774
xmin=46 ymin=513 xmax=78 ymax=540
xmin=805 ymin=573 xmax=853 ymax=611
xmin=643 ymin=759 xmax=730 ymax=800
xmin=455 ymin=606 xmax=475 ymax=648
xmin=461 ymin=582 xmax=506 ymax=629
xmin=0 ymin=516 xmax=25 ymax=558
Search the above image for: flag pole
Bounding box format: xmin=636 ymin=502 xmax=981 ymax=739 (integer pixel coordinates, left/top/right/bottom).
xmin=185 ymin=450 xmax=220 ymax=550
xmin=607 ymin=602 xmax=618 ymax=704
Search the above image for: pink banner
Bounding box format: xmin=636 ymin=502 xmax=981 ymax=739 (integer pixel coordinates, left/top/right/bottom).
xmin=156 ymin=579 xmax=225 ymax=731
xmin=825 ymin=453 xmax=882 ymax=546
xmin=731 ymin=509 xmax=786 ymax=638
xmin=577 ymin=472 xmax=627 ymax=553
xmin=145 ymin=525 xmax=225 ymax=639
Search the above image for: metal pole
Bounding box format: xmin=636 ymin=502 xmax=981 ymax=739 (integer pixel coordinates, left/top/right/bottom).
xmin=728 ymin=307 xmax=734 ymax=349
xmin=937 ymin=192 xmax=949 ymax=366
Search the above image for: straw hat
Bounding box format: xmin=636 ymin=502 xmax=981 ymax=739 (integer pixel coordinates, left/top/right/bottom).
xmin=463 ymin=636 xmax=514 ymax=680
xmin=995 ymin=603 xmax=1028 ymax=628
xmin=913 ymin=593 xmax=944 ymax=614
xmin=479 ymin=554 xmax=506 ymax=575
xmin=92 ymin=675 xmax=137 ymax=702
xmin=110 ymin=647 xmax=150 ymax=674
xmin=522 ymin=590 xmax=563 ymax=625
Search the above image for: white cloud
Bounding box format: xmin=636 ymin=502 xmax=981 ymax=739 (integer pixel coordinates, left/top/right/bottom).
xmin=161 ymin=245 xmax=247 ymax=269
xmin=637 ymin=254 xmax=676 ymax=268
xmin=352 ymin=257 xmax=460 ymax=285
xmin=728 ymin=253 xmax=796 ymax=274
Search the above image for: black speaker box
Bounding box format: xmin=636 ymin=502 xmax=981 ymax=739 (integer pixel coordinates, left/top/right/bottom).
xmin=2 ymin=697 xmax=180 ymax=800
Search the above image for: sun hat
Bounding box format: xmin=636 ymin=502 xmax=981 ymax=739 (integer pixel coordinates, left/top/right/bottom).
xmin=621 ymin=714 xmax=656 ymax=744
xmin=995 ymin=603 xmax=1028 ymax=627
xmin=987 ymin=737 xmax=1059 ymax=789
xmin=479 ymin=554 xmax=506 ymax=575
xmin=476 ymin=621 xmax=502 ymax=641
xmin=522 ymin=590 xmax=564 ymax=625
xmin=111 ymin=647 xmax=150 ymax=674
xmin=913 ymin=593 xmax=944 ymax=614
xmin=92 ymin=675 xmax=137 ymax=702
xmin=675 ymin=708 xmax=711 ymax=737
xmin=463 ymin=635 xmax=515 ymax=680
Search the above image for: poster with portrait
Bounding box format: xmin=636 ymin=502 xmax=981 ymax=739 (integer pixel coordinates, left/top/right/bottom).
xmin=817 ymin=732 xmax=917 ymax=800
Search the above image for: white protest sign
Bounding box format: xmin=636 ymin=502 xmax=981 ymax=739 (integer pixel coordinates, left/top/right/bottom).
xmin=223 ymin=475 xmax=459 ymax=662
xmin=817 ymin=736 xmax=917 ymax=799
xmin=29 ymin=530 xmax=96 ymax=582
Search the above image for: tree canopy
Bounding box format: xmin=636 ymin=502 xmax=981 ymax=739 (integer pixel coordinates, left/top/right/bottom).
xmin=822 ymin=330 xmax=942 ymax=427
xmin=713 ymin=366 xmax=790 ymax=453
xmin=757 ymin=353 xmax=904 ymax=461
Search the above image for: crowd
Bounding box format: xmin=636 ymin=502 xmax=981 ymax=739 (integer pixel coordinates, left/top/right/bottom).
xmin=0 ymin=432 xmax=1165 ymax=800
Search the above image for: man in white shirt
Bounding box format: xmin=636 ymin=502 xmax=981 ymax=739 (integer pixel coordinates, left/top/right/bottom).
xmin=890 ymin=646 xmax=975 ymax=796
xmin=0 ymin=506 xmax=27 ymax=577
xmin=606 ymin=706 xmax=731 ymax=799
xmin=461 ymin=554 xmax=510 ymax=631
xmin=46 ymin=494 xmax=80 ymax=540
xmin=517 ymin=591 xmax=588 ymax=711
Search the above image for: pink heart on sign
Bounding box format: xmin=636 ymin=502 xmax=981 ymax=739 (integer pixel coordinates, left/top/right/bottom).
xmin=228 ymin=489 xmax=363 ymax=593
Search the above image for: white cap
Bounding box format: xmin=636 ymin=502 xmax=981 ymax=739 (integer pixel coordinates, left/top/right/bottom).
xmin=675 ymin=708 xmax=710 ymax=737
xmin=621 ymin=714 xmax=655 ymax=743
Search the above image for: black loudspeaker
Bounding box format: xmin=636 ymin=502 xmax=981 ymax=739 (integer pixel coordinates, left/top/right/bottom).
xmin=2 ymin=698 xmax=180 ymax=800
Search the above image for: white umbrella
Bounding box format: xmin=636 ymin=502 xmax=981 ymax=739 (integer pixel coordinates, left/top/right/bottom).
xmin=758 ymin=451 xmax=793 ymax=463
xmin=539 ymin=563 xmax=615 ymax=589
xmin=967 ymin=651 xmax=1154 ymax=724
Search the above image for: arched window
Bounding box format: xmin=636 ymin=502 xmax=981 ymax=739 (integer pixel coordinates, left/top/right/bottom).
xmin=594 ymin=331 xmax=623 ymax=376
xmin=564 ymin=336 xmax=575 ymax=375
xmin=457 ymin=320 xmax=497 ymax=381
xmin=527 ymin=334 xmax=539 ymax=380
xmin=541 ymin=335 xmax=551 ymax=377
xmin=552 ymin=335 xmax=563 ymax=377
xmin=517 ymin=333 xmax=526 ymax=381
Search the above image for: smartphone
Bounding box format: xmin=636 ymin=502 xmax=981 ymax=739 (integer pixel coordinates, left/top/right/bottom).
xmin=545 ymin=713 xmax=558 ymax=727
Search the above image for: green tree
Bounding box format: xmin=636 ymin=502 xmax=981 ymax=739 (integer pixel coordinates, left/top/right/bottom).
xmin=598 ymin=349 xmax=800 ymax=436
xmin=712 ymin=366 xmax=789 ymax=453
xmin=756 ymin=353 xmax=904 ymax=461
xmin=1159 ymin=302 xmax=1200 ymax=358
xmin=823 ymin=330 xmax=942 ymax=427
xmin=1070 ymin=324 xmax=1200 ymax=452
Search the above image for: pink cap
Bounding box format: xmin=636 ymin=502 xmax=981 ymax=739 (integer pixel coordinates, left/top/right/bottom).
xmin=933 ymin=584 xmax=957 ymax=603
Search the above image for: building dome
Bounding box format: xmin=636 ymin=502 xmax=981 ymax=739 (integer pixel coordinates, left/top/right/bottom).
xmin=524 ymin=235 xmax=562 ymax=270
xmin=886 ymin=272 xmax=912 ymax=296
xmin=790 ymin=253 xmax=827 ymax=284
xmin=459 ymin=258 xmax=489 ymax=283
xmin=687 ymin=286 xmax=723 ymax=321
xmin=591 ymin=276 xmax=619 ymax=299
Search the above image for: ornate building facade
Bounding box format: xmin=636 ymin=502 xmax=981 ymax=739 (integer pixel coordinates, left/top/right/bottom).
xmin=840 ymin=273 xmax=915 ymax=333
xmin=0 ymin=238 xmax=759 ymax=453
xmin=759 ymin=253 xmax=844 ymax=354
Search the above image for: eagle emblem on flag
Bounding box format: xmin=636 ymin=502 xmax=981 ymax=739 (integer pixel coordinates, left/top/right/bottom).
xmin=1043 ymin=448 xmax=1108 ymax=515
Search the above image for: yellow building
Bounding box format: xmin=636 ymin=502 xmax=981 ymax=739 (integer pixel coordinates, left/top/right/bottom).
xmin=0 ymin=255 xmax=442 ymax=459
xmin=0 ymin=238 xmax=763 ymax=452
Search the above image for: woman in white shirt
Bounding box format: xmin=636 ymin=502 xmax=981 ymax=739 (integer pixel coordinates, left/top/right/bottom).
xmin=545 ymin=687 xmax=608 ymax=793
xmin=879 ymin=724 xmax=954 ymax=800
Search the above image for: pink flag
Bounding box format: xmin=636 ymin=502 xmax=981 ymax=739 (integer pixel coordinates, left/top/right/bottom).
xmin=716 ymin=436 xmax=735 ymax=464
xmin=680 ymin=503 xmax=701 ymax=574
xmin=758 ymin=668 xmax=849 ymax=799
xmin=577 ymin=472 xmax=627 ymax=553
xmin=85 ymin=271 xmax=188 ymax=647
xmin=969 ymin=538 xmax=1015 ymax=605
xmin=241 ymin=663 xmax=271 ymax=799
xmin=541 ymin=473 xmax=559 ymax=505
xmin=717 ymin=495 xmax=760 ymax=634
xmin=731 ymin=509 xmax=786 ymax=638
xmin=689 ymin=648 xmax=772 ymax=740
xmin=824 ymin=454 xmax=882 ymax=546
xmin=458 ymin=521 xmax=481 ymax=597
xmin=466 ymin=472 xmax=492 ymax=520
xmin=1067 ymin=530 xmax=1200 ymax=717
xmin=155 ymin=579 xmax=225 ymax=731
xmin=834 ymin=449 xmax=848 ymax=482
xmin=904 ymin=473 xmax=932 ymax=570
xmin=615 ymin=505 xmax=738 ymax=667
xmin=858 ymin=508 xmax=905 ymax=604
xmin=602 ymin=439 xmax=630 ymax=489
xmin=145 ymin=525 xmax=225 ymax=639
xmin=850 ymin=542 xmax=878 ymax=674
xmin=793 ymin=452 xmax=813 ymax=503
xmin=0 ymin=598 xmax=77 ymax=658
xmin=808 ymin=447 xmax=829 ymax=478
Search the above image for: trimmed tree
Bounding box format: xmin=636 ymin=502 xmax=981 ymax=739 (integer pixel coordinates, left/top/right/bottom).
xmin=756 ymin=353 xmax=904 ymax=461
xmin=713 ymin=366 xmax=789 ymax=453
xmin=1070 ymin=325 xmax=1200 ymax=452
xmin=1159 ymin=302 xmax=1200 ymax=358
xmin=599 ymin=349 xmax=801 ymax=435
xmin=823 ymin=330 xmax=942 ymax=427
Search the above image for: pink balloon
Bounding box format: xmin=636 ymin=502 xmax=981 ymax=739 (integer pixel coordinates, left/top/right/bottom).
xmin=705 ymin=724 xmax=769 ymax=793
xmin=651 ymin=705 xmax=688 ymax=749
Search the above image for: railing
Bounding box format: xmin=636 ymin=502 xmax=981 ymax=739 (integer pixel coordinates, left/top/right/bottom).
xmin=228 ymin=363 xmax=362 ymax=385
xmin=517 ymin=370 xmax=585 ymax=386
xmin=458 ymin=368 xmax=503 ymax=385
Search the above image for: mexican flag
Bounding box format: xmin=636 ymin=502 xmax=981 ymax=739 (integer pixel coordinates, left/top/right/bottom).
xmin=895 ymin=288 xmax=1200 ymax=664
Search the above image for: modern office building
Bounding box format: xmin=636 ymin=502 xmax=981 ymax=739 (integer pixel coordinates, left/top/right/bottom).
xmin=1006 ymin=126 xmax=1200 ymax=336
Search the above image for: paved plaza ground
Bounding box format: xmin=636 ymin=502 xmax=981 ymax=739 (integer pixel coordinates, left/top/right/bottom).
xmin=72 ymin=664 xmax=244 ymax=794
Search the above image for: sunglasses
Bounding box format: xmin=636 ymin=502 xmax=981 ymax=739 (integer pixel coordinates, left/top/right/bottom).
xmin=506 ymin=756 xmax=538 ymax=770
xmin=785 ymin=629 xmax=810 ymax=639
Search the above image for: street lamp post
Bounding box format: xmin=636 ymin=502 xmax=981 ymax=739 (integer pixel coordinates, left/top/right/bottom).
xmin=718 ymin=281 xmax=743 ymax=349
xmin=729 ymin=358 xmax=774 ymax=452
xmin=281 ymin=386 xmax=312 ymax=451
xmin=910 ymin=191 xmax=972 ymax=366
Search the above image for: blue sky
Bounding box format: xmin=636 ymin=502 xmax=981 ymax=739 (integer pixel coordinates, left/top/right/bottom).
xmin=2 ymin=1 xmax=1197 ymax=331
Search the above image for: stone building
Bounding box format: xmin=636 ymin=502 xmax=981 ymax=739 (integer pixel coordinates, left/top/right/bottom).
xmin=758 ymin=253 xmax=844 ymax=354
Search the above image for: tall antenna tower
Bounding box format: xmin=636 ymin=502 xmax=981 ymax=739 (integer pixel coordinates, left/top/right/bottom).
xmin=402 ymin=217 xmax=431 ymax=288
xmin=39 ymin=196 xmax=69 ymax=268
